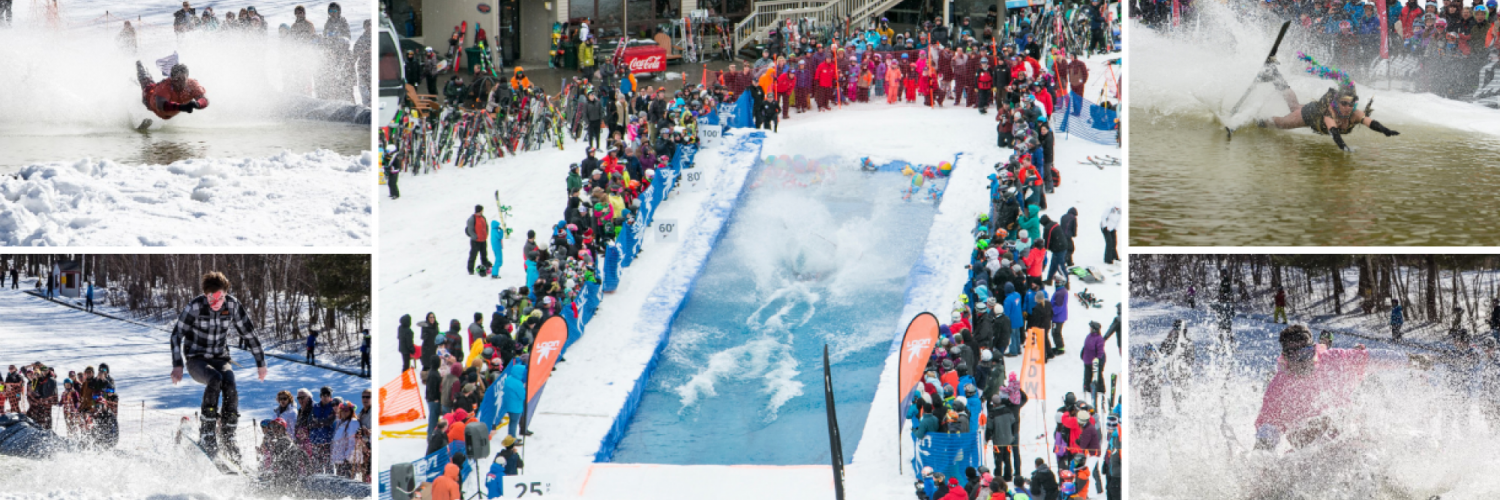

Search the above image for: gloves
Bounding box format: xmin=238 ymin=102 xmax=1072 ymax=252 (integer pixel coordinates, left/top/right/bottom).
xmin=1331 ymin=129 xmax=1349 ymax=152
xmin=1368 ymin=120 xmax=1399 ymax=137
xmin=175 ymin=100 xmax=196 ymax=113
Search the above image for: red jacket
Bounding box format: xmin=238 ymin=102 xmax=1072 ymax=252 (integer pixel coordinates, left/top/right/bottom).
xmin=775 ymin=71 xmax=795 ymax=94
xmin=145 ymin=78 xmax=208 ymax=120
xmin=1034 ymin=88 xmax=1054 ymax=116
xmin=977 ymin=70 xmax=993 ymax=90
xmin=816 ymin=61 xmax=837 ymax=87
xmin=1024 ymin=247 xmax=1045 ymax=277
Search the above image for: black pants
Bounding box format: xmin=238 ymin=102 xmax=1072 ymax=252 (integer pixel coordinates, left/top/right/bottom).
xmin=1084 ymin=357 xmax=1106 ymax=397
xmin=587 ymin=120 xmax=602 ymax=149
xmin=1107 ymin=474 xmax=1121 ymax=500
xmin=978 ymin=88 xmax=991 ymax=111
xmin=187 ymin=357 xmax=239 ymax=451
xmin=468 ymin=239 xmax=492 ymax=274
xmin=0 ymin=0 xmax=11 ymax=24
xmin=1051 ymin=321 xmax=1066 ymax=355
xmin=995 ymin=444 xmax=1020 ymax=481
xmin=361 ymin=351 xmax=371 ymax=375
xmin=1102 ymin=227 xmax=1118 ymax=264
xmin=401 ymin=349 xmax=415 ymax=370
xmin=386 ymin=170 xmax=400 ymax=198
xmin=425 ymin=75 xmax=438 ymax=94
xmin=307 ymin=347 xmax=316 ymax=365
xmin=86 ymin=297 xmax=93 ymax=312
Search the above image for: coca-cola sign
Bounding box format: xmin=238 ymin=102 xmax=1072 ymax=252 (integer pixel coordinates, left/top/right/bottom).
xmin=626 ymin=54 xmax=665 ymax=74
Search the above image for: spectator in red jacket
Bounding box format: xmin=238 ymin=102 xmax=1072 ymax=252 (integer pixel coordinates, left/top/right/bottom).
xmin=775 ymin=66 xmax=795 ymax=119
xmin=465 ymin=205 xmax=492 ymax=276
xmin=816 ymin=58 xmax=838 ymax=111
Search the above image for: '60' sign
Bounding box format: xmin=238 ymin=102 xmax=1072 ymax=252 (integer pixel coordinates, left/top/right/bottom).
xmin=656 ymin=218 xmax=679 ymax=242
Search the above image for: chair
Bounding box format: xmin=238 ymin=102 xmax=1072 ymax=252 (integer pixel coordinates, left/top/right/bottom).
xmin=405 ymin=84 xmax=440 ymax=111
xmin=655 ymin=32 xmax=683 ymax=64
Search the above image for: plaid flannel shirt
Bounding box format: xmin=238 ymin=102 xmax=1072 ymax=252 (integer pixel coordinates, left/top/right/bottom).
xmin=171 ymin=294 xmax=266 ymax=368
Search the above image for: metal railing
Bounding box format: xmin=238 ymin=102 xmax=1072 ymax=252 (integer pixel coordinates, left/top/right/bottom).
xmin=731 ymin=0 xmax=900 ymax=52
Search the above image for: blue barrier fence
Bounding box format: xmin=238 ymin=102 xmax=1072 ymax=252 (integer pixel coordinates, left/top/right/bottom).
xmin=1051 ymin=95 xmax=1119 ymax=146
xmin=910 ymin=407 xmax=985 ymax=488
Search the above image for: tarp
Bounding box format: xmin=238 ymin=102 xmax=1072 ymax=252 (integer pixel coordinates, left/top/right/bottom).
xmin=378 ymin=368 xmax=426 ymax=426
xmin=727 ymin=91 xmax=755 ymax=129
xmin=1052 ymin=96 xmax=1118 ymax=146
xmin=477 ymin=370 xmax=508 ymax=430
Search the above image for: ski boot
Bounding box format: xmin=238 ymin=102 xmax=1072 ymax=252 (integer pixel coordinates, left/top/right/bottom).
xmin=135 ymin=61 xmax=154 ymax=90
xmin=220 ymin=411 xmax=242 ymax=466
xmin=1255 ymin=61 xmax=1290 ymax=91
xmin=200 ymin=406 xmax=219 ymax=456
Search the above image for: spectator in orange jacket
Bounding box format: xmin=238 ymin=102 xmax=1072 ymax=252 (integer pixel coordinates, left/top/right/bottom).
xmin=431 ymin=463 xmax=461 ymax=500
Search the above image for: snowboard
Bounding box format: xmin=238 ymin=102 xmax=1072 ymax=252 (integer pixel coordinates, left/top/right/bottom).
xmin=549 ymin=23 xmax=562 ymax=69
xmin=1226 ymin=20 xmax=1292 ymax=139
xmin=494 ymin=190 xmax=513 ymax=239
xmin=176 ymin=415 xmax=242 ymax=476
xmin=1068 ymin=265 xmax=1106 ymax=283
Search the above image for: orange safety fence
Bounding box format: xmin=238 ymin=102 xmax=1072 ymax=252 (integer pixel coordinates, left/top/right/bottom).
xmin=378 ymin=368 xmax=426 ymax=426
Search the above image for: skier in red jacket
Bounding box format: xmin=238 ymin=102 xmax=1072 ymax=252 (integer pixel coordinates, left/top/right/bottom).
xmin=815 ymin=58 xmax=838 ymax=111
xmin=136 ymin=61 xmax=209 ymax=125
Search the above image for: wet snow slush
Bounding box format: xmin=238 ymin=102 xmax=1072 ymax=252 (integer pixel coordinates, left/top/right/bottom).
xmin=1131 ymin=297 xmax=1500 ymax=499
xmin=0 ymin=281 xmax=369 ymax=499
xmin=608 ymin=157 xmax=939 ymax=464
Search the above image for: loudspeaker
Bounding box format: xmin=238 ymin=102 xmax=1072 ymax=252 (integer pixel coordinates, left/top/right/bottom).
xmin=390 ymin=461 xmax=415 ymax=500
xmin=465 ymin=420 xmax=491 ymax=458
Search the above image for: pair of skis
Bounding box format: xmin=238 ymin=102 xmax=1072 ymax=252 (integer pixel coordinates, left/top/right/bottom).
xmin=1226 ymin=21 xmax=1292 ymax=139
xmin=1078 ymin=155 xmax=1119 ymax=169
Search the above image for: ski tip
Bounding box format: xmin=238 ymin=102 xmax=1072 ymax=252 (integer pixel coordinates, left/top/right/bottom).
xmin=1225 ymin=126 xmax=1234 ymax=140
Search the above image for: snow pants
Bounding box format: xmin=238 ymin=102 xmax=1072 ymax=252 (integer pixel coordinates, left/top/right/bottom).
xmin=386 ymin=171 xmax=399 ymax=198
xmin=903 ymin=79 xmax=917 ymax=102
xmin=886 ymin=82 xmax=899 ymax=103
xmin=796 ymin=87 xmax=811 ymax=111
xmin=995 ymin=443 xmax=1021 ymax=481
xmin=187 ymin=356 xmax=240 ymax=453
xmin=468 ymin=240 xmax=492 ymax=275
xmin=1273 ymin=306 xmax=1287 ymax=323
xmin=779 ymin=93 xmax=791 ymax=118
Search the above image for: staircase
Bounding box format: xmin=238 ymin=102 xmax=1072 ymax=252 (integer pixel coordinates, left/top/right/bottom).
xmin=731 ymin=0 xmax=904 ymax=53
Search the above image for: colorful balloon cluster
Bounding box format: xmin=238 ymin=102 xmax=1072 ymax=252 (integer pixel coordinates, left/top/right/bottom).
xmin=1295 ymin=51 xmax=1352 ymax=86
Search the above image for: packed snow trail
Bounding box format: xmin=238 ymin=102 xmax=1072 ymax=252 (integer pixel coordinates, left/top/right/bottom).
xmin=0 ymin=282 xmax=368 ymax=499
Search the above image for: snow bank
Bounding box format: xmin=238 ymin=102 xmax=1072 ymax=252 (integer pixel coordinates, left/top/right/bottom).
xmin=0 ymin=150 xmax=372 ymax=246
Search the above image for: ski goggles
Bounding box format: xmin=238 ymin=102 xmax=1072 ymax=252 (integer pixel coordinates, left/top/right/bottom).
xmin=329 ymin=6 xmax=340 ymax=14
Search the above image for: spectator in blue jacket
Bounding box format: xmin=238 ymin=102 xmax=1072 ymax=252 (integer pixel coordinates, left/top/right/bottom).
xmin=310 ymin=386 xmax=338 ymax=472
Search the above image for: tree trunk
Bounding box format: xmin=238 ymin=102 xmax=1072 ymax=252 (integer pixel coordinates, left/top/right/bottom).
xmin=1426 ymin=256 xmax=1439 ymax=320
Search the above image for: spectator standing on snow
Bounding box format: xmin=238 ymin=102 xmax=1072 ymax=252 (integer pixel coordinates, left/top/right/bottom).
xmin=1273 ymin=287 xmax=1288 ymax=324
xmin=398 ymin=314 xmax=416 ymax=371
xmin=1391 ymin=298 xmax=1405 ymax=340
xmin=306 ymin=328 xmax=318 ymax=365
xmin=310 ymin=386 xmax=338 ymax=473
xmin=1030 ymin=458 xmax=1059 ymax=500
xmin=85 ymin=281 xmax=95 ymax=312
xmin=466 ymin=205 xmax=493 ymax=276
xmin=1081 ymin=321 xmax=1106 ymax=396
xmin=1101 ymin=203 xmax=1120 ymax=265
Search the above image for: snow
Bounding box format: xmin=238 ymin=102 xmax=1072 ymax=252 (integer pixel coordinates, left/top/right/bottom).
xmin=1129 ymin=270 xmax=1500 ymax=499
xmin=0 ymin=279 xmax=369 ymax=499
xmin=377 ymin=57 xmax=1121 ymax=498
xmin=0 ymin=150 xmax=373 ymax=246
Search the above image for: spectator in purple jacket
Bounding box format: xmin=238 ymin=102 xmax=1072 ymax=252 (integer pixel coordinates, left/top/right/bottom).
xmin=1076 ymin=408 xmax=1103 ymax=470
xmin=1050 ymin=279 xmax=1070 ymax=360
xmin=1081 ymin=321 xmax=1106 ymax=396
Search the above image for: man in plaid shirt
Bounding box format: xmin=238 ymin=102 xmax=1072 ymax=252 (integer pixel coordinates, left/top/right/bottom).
xmin=170 ymin=271 xmax=267 ymax=464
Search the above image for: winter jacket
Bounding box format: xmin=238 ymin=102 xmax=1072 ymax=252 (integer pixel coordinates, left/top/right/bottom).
xmin=310 ymin=401 xmax=336 ymax=444
xmin=1391 ymin=304 xmax=1404 ymax=325
xmin=466 ymin=213 xmax=489 ymax=242
xmin=398 ymin=314 xmax=416 ymax=356
xmin=1029 ymin=297 xmax=1053 ymax=332
xmin=171 ymin=294 xmax=265 ymax=367
xmin=420 ymin=313 xmax=440 ymax=371
xmin=816 ymin=61 xmax=838 ymax=87
xmin=1254 ymin=346 xmax=1408 ymax=434
xmin=431 ymin=463 xmax=462 ymax=500
xmin=501 ymin=363 xmax=527 ymax=414
xmin=331 ymin=418 xmax=361 ymax=463
xmin=1031 ymin=465 xmax=1060 ymax=500
xmin=1004 ymin=287 xmax=1025 ymax=331
xmin=1051 ymin=289 xmax=1069 ymax=324
xmin=913 ymin=412 xmax=940 ymax=441
xmin=1081 ymin=331 xmax=1106 ymax=366
xmin=1077 ymin=420 xmax=1102 ymax=455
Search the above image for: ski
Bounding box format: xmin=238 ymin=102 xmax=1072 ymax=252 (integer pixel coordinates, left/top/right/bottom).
xmin=177 ymin=415 xmax=242 ymax=476
xmin=136 ymin=119 xmax=153 ymax=133
xmin=1227 ymin=20 xmax=1292 ymax=127
xmin=1108 ymin=373 xmax=1117 ymax=410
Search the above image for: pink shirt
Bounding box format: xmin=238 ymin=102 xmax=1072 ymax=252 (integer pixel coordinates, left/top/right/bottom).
xmin=1254 ymin=346 xmax=1403 ymax=432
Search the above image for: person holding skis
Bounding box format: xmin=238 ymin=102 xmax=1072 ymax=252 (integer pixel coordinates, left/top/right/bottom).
xmin=1254 ymin=324 xmax=1432 ymax=451
xmin=170 ymin=271 xmax=266 ymax=464
xmin=136 ymin=61 xmax=208 ymax=124
xmin=1250 ymin=64 xmax=1399 ymax=151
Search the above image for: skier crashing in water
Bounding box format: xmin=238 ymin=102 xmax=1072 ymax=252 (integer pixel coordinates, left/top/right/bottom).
xmin=1253 ymin=324 xmax=1431 ymax=452
xmin=1249 ymin=52 xmax=1400 ymax=152
xmin=135 ymin=59 xmax=209 ymax=127
xmin=170 ymin=271 xmax=266 ymax=465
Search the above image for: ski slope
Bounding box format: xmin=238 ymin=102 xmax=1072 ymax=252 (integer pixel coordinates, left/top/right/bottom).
xmin=0 ymin=278 xmax=369 ymax=499
xmin=376 ymin=59 xmax=1122 ymax=498
xmin=1130 ymin=296 xmax=1500 ymax=499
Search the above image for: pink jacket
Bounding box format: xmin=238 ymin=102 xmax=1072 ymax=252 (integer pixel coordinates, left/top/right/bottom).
xmin=1254 ymin=346 xmax=1404 ymax=433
